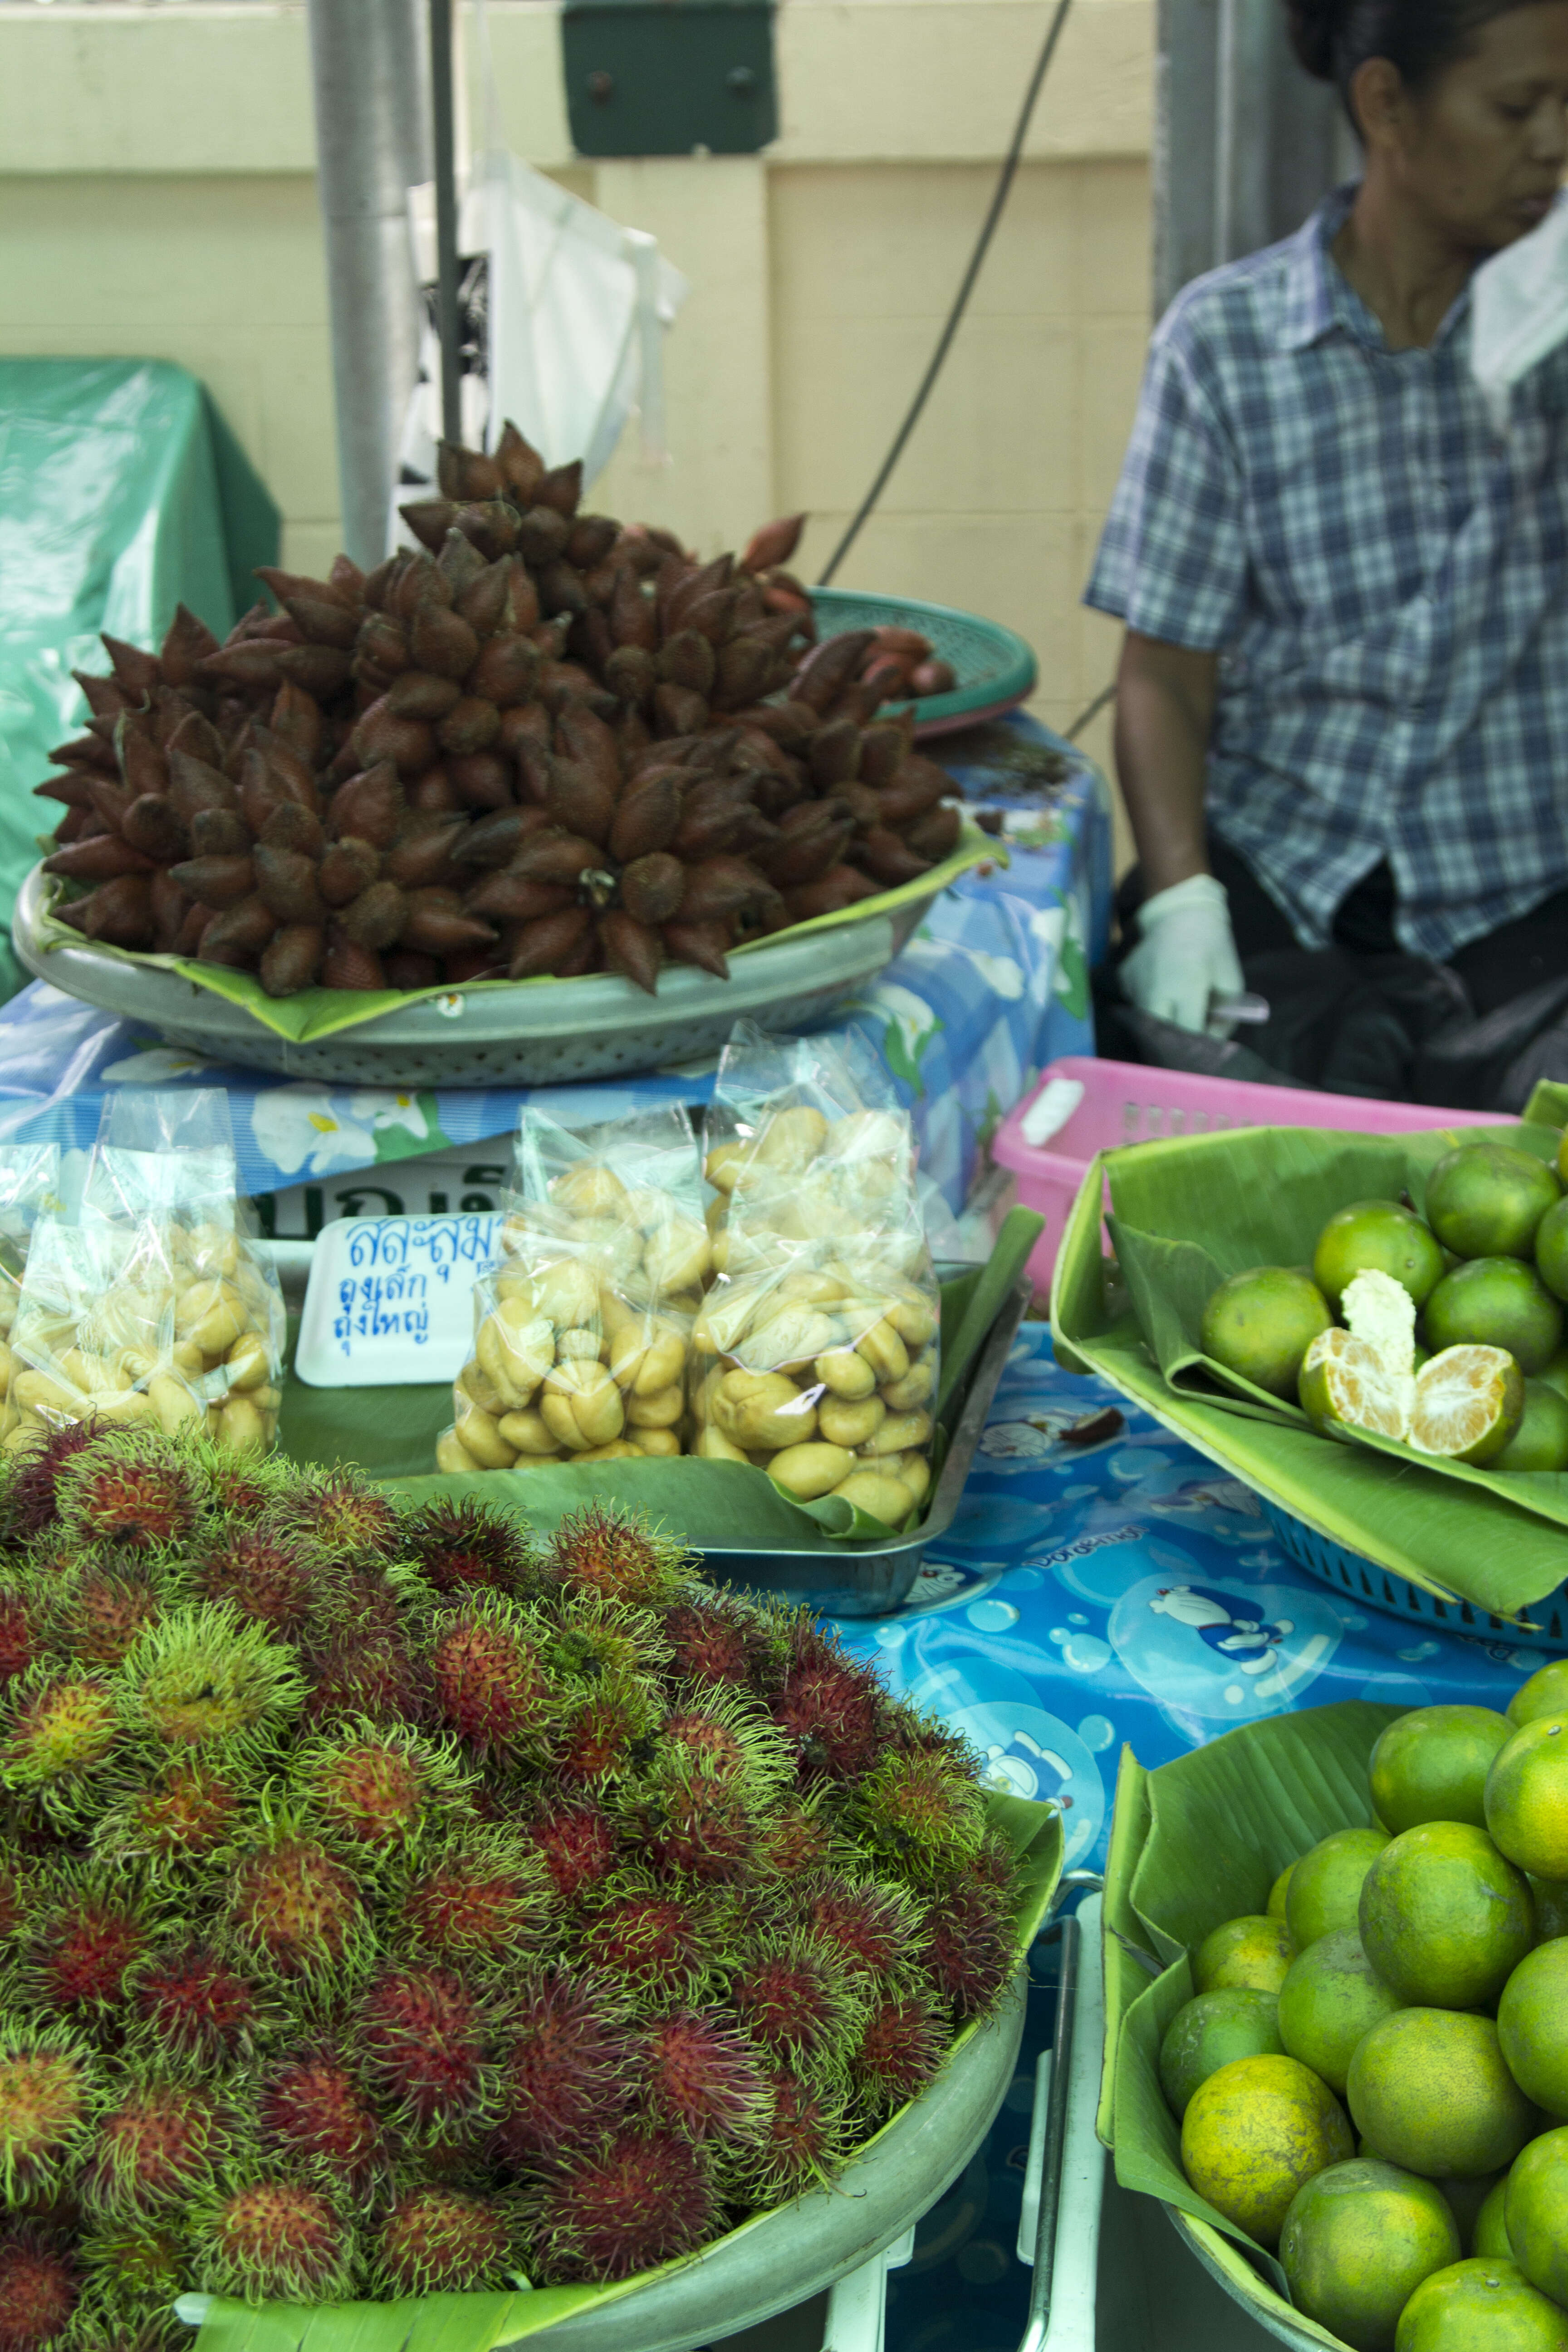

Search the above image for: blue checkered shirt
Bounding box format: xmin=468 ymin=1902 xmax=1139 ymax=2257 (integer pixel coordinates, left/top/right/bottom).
xmin=1086 ymin=186 xmax=1568 ymax=961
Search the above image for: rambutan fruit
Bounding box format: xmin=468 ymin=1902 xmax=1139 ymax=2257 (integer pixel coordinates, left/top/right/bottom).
xmin=0 ymin=1855 xmax=26 ymax=1943
xmin=371 ymin=2184 xmax=520 ymax=2295
xmin=226 ymin=1833 xmax=367 ymax=1984
xmin=970 ymin=1829 xmax=1023 ymax=1894
xmin=427 ymin=1593 xmax=559 ymax=1764
xmin=82 ymin=2075 xmax=226 ymax=2218
xmin=852 ymin=1749 xmax=986 ymax=1880
xmin=358 ymin=1965 xmax=500 ymax=2134
xmin=399 ymin=1829 xmax=549 ymax=1965
xmin=921 ymin=1881 xmax=1015 ymax=2021
xmin=191 ymin=2171 xmax=355 ymax=2302
xmin=658 ymin=1693 xmax=792 ymax=1793
xmin=729 ymin=2070 xmax=848 ymax=2204
xmin=726 ymin=1934 xmax=864 ymax=2064
xmin=527 ymin=2126 xmax=721 ymax=2283
xmin=579 ymin=1882 xmax=715 ymax=1998
xmin=4 ymin=1421 xmax=98 ymax=1539
xmin=640 ymin=2009 xmax=771 ymax=2146
xmin=0 ymin=1575 xmax=42 ymax=1691
xmin=661 ymin=1591 xmax=776 ymax=1692
xmin=757 ymin=1803 xmax=850 ymax=1880
xmin=0 ymin=1671 xmax=118 ymax=1811
xmin=545 ymin=1505 xmax=688 ymax=1611
xmin=0 ymin=2225 xmax=79 ymax=2352
xmin=93 ymin=1759 xmax=250 ymax=1872
xmin=552 ymin=1674 xmax=660 ymax=1784
xmin=634 ymin=1767 xmax=758 ymax=1884
xmin=132 ymin=1945 xmax=262 ymax=2062
xmin=258 ymin=2048 xmax=382 ymax=2184
xmin=0 ymin=2023 xmax=98 ymax=2198
xmin=772 ymin=1658 xmax=886 ymax=1785
xmin=54 ymin=1434 xmax=198 ymax=1553
xmin=120 ymin=1603 xmax=305 ymax=1757
xmin=851 ymin=1994 xmax=946 ymax=2113
xmin=491 ymin=1966 xmax=635 ymax=2167
xmin=275 ymin=1468 xmax=403 ymax=1565
xmin=196 ymin=1527 xmax=318 ymax=1639
xmin=76 ymin=2217 xmax=185 ymax=2341
xmin=292 ymin=1720 xmax=469 ymax=1856
xmin=54 ymin=1564 xmax=165 ymax=1670
xmin=305 ymin=1628 xmax=430 ymax=1730
xmin=405 ymin=1497 xmax=537 ymax=1601
xmin=29 ymin=1872 xmax=151 ymax=2020
xmin=800 ymin=1873 xmax=924 ymax=1981
xmin=528 ymin=1793 xmax=618 ymax=1905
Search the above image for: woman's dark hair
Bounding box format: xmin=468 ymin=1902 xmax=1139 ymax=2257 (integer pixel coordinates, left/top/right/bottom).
xmin=1287 ymin=0 xmax=1545 ymax=109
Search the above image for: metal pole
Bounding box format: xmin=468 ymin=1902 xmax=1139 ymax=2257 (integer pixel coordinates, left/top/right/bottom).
xmin=430 ymin=0 xmax=463 ymax=450
xmin=306 ymin=0 xmax=432 ymax=568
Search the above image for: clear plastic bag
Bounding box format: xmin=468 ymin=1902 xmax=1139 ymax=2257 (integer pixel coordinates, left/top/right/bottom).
xmin=0 ymin=1144 xmax=64 ymax=1450
xmin=437 ymin=1103 xmax=703 ymax=1473
xmin=694 ymin=1025 xmax=940 ymax=1525
xmin=9 ymin=1093 xmax=285 ymax=1456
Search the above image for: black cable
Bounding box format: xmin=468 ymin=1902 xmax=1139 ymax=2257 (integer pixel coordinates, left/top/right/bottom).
xmin=816 ymin=0 xmax=1076 ymax=588
xmin=1065 ymin=681 xmax=1116 ymax=740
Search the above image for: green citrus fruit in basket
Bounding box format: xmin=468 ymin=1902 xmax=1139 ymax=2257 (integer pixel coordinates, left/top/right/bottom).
xmin=1409 ymin=1348 xmax=1527 ymax=1464
xmin=1358 ymin=1823 xmax=1534 ymax=2010
xmin=1201 ymin=1267 xmax=1334 ymax=1400
xmin=1269 ymin=1861 xmax=1295 ymax=1921
xmin=1315 ymin=1202 xmax=1448 ymax=1314
xmin=1181 ymin=2053 xmax=1353 ymax=2249
xmin=1497 ymin=1940 xmax=1568 ymax=2118
xmin=1537 ymin=1198 xmax=1568 ymax=1305
xmin=1425 ymin=1145 xmax=1562 ymax=1262
xmin=1441 ymin=2171 xmax=1504 ymax=2259
xmin=1494 ymin=1382 xmax=1568 ymax=1472
xmin=1288 ymin=1827 xmax=1392 ymax=1950
xmin=1423 ymin=1262 xmax=1563 ymax=1378
xmin=1509 ymin=1661 xmax=1568 ymax=1730
xmin=1486 ymin=1715 xmax=1568 ymax=1881
xmin=1535 ymin=1348 xmax=1568 ymax=1401
xmin=1301 ymin=1328 xmax=1413 ymax=1440
xmin=1192 ymin=1913 xmax=1296 ymax=1996
xmin=1158 ymin=1988 xmax=1286 ymax=2120
xmin=1472 ymin=2174 xmax=1515 ymax=2261
xmin=1529 ymin=1876 xmax=1568 ymax=1940
xmin=1371 ymin=1707 xmax=1514 ymax=1834
xmin=1278 ymin=1927 xmax=1404 ymax=2097
xmin=1505 ymin=2127 xmax=1568 ymax=2308
xmin=1395 ymin=2258 xmax=1568 ymax=2352
xmin=1281 ymin=2159 xmax=1461 ymax=2352
xmin=1348 ymin=2011 xmax=1536 ymax=2180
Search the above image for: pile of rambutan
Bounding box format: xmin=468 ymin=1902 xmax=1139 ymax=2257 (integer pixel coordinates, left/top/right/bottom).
xmin=0 ymin=1426 xmax=1026 ymax=2347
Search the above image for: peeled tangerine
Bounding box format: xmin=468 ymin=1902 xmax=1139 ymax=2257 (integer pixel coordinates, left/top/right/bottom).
xmin=1300 ymin=1312 xmax=1523 ymax=1466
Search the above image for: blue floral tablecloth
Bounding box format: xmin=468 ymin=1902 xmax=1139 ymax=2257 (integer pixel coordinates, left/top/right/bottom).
xmin=0 ymin=717 xmax=1110 ymax=1220
xmin=833 ymin=1325 xmax=1555 ymax=1882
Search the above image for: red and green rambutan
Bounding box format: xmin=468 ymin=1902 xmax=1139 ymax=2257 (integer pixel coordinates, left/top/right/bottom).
xmin=398 ymin=1828 xmax=549 ymax=1965
xmin=196 ymin=1527 xmax=319 ymax=1640
xmin=28 ymin=1869 xmax=152 ymax=2021
xmin=851 ymin=1994 xmax=946 ymax=2114
xmin=291 ymin=1720 xmax=471 ymax=1857
xmin=93 ymin=1758 xmax=251 ymax=1874
xmin=852 ymin=1749 xmax=987 ymax=1880
xmin=0 ymin=2022 xmax=98 ymax=2199
xmin=191 ymin=2171 xmax=356 ymax=2302
xmin=528 ymin=1792 xmax=618 ymax=1905
xmin=640 ymin=2008 xmax=771 ymax=2146
xmin=427 ymin=1592 xmax=560 ymax=1765
xmin=921 ymin=1880 xmax=1015 ymax=2021
xmin=0 ymin=2224 xmax=79 ymax=2352
xmin=305 ymin=1626 xmax=430 ymax=1731
xmin=257 ymin=2046 xmax=382 ymax=2184
xmin=0 ymin=1668 xmax=118 ymax=1812
xmin=81 ymin=2073 xmax=227 ymax=2218
xmin=274 ymin=1469 xmax=403 ymax=1566
xmin=405 ymin=1498 xmax=538 ymax=1601
xmin=120 ymin=1603 xmax=305 ymax=1758
xmin=490 ymin=1966 xmax=635 ymax=2167
xmin=657 ymin=1692 xmax=792 ymax=1793
xmin=632 ymin=1765 xmax=758 ymax=1884
xmin=757 ymin=1801 xmax=851 ymax=1880
xmin=371 ymin=2184 xmax=521 ymax=2295
xmin=726 ymin=2070 xmax=848 ymax=2204
xmin=552 ymin=1673 xmax=661 ymax=1785
xmin=132 ymin=1945 xmax=264 ymax=2063
xmin=578 ymin=1881 xmax=716 ymax=1999
xmin=772 ymin=1657 xmax=887 ymax=1786
xmin=358 ymin=1965 xmax=500 ymax=2134
xmin=52 ymin=1563 xmax=166 ymax=1671
xmin=660 ymin=1591 xmax=778 ymax=1694
xmin=54 ymin=1432 xmax=199 ymax=1553
xmin=76 ymin=2217 xmax=186 ymax=2346
xmin=800 ymin=1873 xmax=924 ymax=1981
xmin=545 ymin=1506 xmax=688 ymax=1612
xmin=726 ymin=1933 xmax=864 ymax=2064
xmin=1 ymin=1421 xmax=95 ymax=1539
xmin=225 ymin=1831 xmax=367 ymax=1984
xmin=0 ymin=1853 xmax=26 ymax=1944
xmin=527 ymin=2126 xmax=721 ymax=2283
xmin=0 ymin=1573 xmax=43 ymax=1691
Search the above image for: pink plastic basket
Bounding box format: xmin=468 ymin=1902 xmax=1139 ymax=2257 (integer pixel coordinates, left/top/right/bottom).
xmin=991 ymin=1057 xmax=1512 ymax=1298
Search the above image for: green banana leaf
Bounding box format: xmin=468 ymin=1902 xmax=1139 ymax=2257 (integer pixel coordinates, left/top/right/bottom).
xmin=1051 ymin=1121 xmax=1568 ymax=1617
xmin=282 ymin=1211 xmax=1044 ymax=1550
xmin=33 ymin=833 xmax=998 ymax=1044
xmin=191 ymin=1793 xmax=1064 ymax=2352
xmin=1102 ymin=1703 xmax=1404 ymax=2343
xmin=1527 ymin=1080 xmax=1568 ymax=1130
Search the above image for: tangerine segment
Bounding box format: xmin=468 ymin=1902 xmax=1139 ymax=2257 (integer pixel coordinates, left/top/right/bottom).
xmin=1299 ymin=1329 xmax=1411 ymax=1441
xmin=1408 ymin=1347 xmax=1523 ymax=1466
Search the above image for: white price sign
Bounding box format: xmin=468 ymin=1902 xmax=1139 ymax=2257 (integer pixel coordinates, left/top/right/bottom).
xmin=294 ymin=1213 xmax=502 ymax=1388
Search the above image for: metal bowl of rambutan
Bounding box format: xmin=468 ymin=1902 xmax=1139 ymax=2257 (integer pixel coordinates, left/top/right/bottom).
xmin=0 ymin=1425 xmax=1061 ymax=2352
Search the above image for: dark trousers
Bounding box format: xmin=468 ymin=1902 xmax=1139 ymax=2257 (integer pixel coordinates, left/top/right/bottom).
xmin=1205 ymin=837 xmax=1568 ymax=1020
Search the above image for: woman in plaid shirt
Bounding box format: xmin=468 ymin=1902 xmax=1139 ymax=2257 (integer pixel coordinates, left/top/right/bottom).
xmin=1089 ymin=0 xmax=1568 ymax=1039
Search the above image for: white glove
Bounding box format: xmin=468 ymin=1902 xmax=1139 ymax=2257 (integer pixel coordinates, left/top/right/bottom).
xmin=1119 ymin=872 xmax=1245 ymax=1037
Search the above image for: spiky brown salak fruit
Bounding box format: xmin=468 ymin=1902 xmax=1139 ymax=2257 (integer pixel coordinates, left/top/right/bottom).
xmin=36 ymin=424 xmax=960 ymax=995
xmin=0 ymin=1427 xmax=1019 ymax=2300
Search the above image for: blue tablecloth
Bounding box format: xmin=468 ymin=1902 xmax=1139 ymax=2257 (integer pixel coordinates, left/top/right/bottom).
xmin=0 ymin=718 xmax=1112 ymax=1217
xmin=832 ymin=1327 xmax=1551 ymax=1879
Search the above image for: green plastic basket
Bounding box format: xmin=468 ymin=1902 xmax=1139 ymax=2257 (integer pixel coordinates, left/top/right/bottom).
xmin=808 ymin=588 xmax=1038 ymax=738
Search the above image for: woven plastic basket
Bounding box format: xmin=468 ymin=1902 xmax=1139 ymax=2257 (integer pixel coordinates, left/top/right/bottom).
xmin=1260 ymin=1497 xmax=1568 ymax=1650
xmin=809 ymin=588 xmax=1037 ymax=737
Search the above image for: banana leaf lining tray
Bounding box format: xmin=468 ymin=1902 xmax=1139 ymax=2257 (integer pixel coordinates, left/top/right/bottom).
xmin=1050 ymin=1118 xmax=1568 ymax=1622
